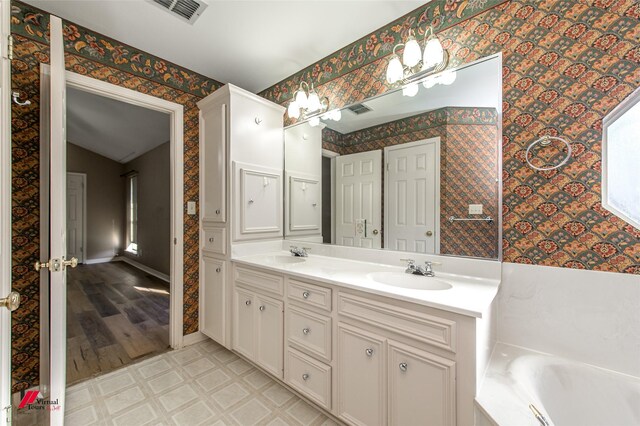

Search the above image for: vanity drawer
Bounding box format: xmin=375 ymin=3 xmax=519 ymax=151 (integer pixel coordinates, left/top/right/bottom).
xmin=287 ymin=279 xmax=332 ymax=312
xmin=285 ymin=348 xmax=331 ymax=410
xmin=287 ymin=306 xmax=332 ymax=362
xmin=337 ymin=292 xmax=457 ymax=353
xmin=202 ymin=227 xmax=226 ymax=255
xmin=234 ymin=265 xmax=284 ymax=296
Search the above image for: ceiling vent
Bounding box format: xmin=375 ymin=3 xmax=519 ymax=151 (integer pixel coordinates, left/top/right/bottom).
xmin=346 ymin=104 xmax=372 ymax=115
xmin=149 ymin=0 xmax=208 ymax=24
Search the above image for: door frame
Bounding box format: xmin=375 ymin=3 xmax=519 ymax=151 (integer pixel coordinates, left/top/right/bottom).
xmin=66 ymin=172 xmax=86 ymax=264
xmin=40 ymin=65 xmax=185 ymax=351
xmin=383 ymin=137 xmax=441 ymax=254
xmin=321 ymin=149 xmax=339 ymax=244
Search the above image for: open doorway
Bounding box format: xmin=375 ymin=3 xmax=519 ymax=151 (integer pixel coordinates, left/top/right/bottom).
xmin=64 ymin=86 xmax=173 ymax=384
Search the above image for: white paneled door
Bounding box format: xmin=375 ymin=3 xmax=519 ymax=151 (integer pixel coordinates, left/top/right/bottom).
xmin=385 ymin=139 xmax=440 ymax=254
xmin=66 ymin=173 xmax=86 ymax=264
xmin=335 ymin=151 xmax=382 ymax=248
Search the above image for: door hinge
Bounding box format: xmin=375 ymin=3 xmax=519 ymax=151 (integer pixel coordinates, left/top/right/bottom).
xmin=7 ymin=35 xmax=13 ymax=60
xmin=4 ymin=404 xmax=12 ymax=424
xmin=174 ymin=238 xmax=177 ymax=245
xmin=386 ymin=163 xmax=389 ymax=171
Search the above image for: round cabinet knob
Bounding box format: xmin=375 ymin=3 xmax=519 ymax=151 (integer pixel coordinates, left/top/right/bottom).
xmin=372 ymin=229 xmax=379 ymax=235
xmin=399 ymin=362 xmax=408 ymax=372
xmin=302 ymin=291 xmax=310 ymax=299
xmin=209 ymin=237 xmax=215 ymax=242
xmin=259 ymin=305 xmax=265 ymax=311
xmin=302 ymin=373 xmax=309 ymax=381
xmin=248 ymin=199 xmax=254 ymax=204
xmin=215 ymin=267 xmax=221 ymax=273
xmin=302 ymin=328 xmax=310 ymax=335
xmin=425 ymin=231 xmax=433 ymax=237
xmin=365 ymin=348 xmax=374 ymax=357
xmin=245 ymin=300 xmax=251 ymax=306
xmin=215 ymin=209 xmax=221 ymax=215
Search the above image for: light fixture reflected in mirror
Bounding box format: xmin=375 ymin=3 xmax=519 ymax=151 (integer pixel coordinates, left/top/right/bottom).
xmin=287 ymin=80 xmax=341 ymax=124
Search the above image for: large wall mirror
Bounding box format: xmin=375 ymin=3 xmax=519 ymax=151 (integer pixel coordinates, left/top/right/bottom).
xmin=284 ymin=54 xmax=502 ymax=260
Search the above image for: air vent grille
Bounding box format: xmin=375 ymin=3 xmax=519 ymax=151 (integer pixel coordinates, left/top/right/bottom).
xmin=150 ymin=0 xmax=208 ymax=24
xmin=346 ymin=104 xmax=372 ymax=115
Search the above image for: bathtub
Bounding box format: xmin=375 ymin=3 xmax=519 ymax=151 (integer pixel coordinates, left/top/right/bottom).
xmin=476 ymin=343 xmax=640 ymax=426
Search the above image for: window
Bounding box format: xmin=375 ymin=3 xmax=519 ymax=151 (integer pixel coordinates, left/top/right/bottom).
xmin=602 ymin=87 xmax=640 ymax=229
xmin=126 ymin=175 xmax=138 ymax=254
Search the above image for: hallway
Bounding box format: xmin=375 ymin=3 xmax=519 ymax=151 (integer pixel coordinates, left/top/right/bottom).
xmin=66 ymin=261 xmax=170 ymax=385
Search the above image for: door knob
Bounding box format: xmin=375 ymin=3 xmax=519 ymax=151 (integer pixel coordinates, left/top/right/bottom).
xmin=34 ymin=260 xmax=50 ymax=272
xmin=425 ymin=231 xmax=433 ymax=237
xmin=0 ymin=291 xmax=20 ymax=312
xmin=62 ymin=257 xmax=78 ymax=269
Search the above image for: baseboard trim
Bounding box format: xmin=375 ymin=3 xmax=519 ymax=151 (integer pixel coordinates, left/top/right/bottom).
xmin=182 ymin=331 xmax=209 ymax=347
xmin=119 ymin=257 xmax=170 ymax=283
xmin=84 ymin=257 xmax=116 ymax=265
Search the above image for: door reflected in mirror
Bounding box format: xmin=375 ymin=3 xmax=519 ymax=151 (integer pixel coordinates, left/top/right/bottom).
xmin=284 ymin=55 xmax=502 ymax=260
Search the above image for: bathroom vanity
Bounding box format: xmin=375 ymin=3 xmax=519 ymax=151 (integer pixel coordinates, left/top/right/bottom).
xmin=198 ymin=54 xmax=503 ymax=425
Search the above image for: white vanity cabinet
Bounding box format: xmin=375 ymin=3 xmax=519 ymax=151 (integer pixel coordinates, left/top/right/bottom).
xmin=198 ymin=84 xmax=284 ymax=349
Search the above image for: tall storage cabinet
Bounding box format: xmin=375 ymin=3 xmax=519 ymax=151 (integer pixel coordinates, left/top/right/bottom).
xmin=198 ymin=84 xmax=285 ymax=348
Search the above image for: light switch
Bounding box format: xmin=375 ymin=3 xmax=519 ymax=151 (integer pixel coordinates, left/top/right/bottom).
xmin=469 ymin=204 xmax=483 ymax=215
xmin=187 ymin=201 xmax=196 ymax=215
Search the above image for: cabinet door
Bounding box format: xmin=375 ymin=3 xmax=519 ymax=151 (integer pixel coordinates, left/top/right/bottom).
xmin=232 ymin=287 xmax=255 ymax=359
xmin=337 ymin=324 xmax=385 ymax=426
xmin=200 ymin=102 xmax=226 ymax=222
xmin=200 ymin=257 xmax=225 ymax=344
xmin=255 ymin=294 xmax=283 ymax=379
xmin=388 ymin=340 xmax=456 ymax=426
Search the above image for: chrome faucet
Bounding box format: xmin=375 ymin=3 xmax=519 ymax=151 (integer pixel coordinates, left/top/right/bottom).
xmin=402 ymin=259 xmax=437 ymax=277
xmin=289 ymin=246 xmax=309 ymax=257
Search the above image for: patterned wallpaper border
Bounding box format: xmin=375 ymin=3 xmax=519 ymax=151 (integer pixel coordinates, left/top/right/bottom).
xmin=11 ymin=1 xmax=223 ymax=97
xmin=259 ymin=0 xmax=508 ymax=102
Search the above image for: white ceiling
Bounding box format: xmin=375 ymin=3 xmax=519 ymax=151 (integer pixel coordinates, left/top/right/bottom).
xmin=323 ymin=56 xmax=502 ymax=134
xmin=67 ymin=86 xmax=170 ymax=163
xmin=24 ymin=0 xmax=426 ymax=93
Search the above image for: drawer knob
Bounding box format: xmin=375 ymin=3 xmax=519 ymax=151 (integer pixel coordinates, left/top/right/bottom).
xmin=245 ymin=300 xmax=251 ymax=306
xmin=302 ymin=327 xmax=310 ymax=335
xmin=209 ymin=237 xmax=214 ymax=243
xmin=365 ymin=348 xmax=374 ymax=357
xmin=216 ymin=267 xmax=221 ymax=273
xmin=259 ymin=305 xmax=265 ymax=311
xmin=302 ymin=291 xmax=310 ymax=299
xmin=302 ymin=373 xmax=309 ymax=381
xmin=215 ymin=209 xmax=221 ymax=214
xmin=399 ymin=362 xmax=408 ymax=372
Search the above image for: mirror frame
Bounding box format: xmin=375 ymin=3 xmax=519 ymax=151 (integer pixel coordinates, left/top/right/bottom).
xmin=284 ymin=53 xmax=504 ymax=261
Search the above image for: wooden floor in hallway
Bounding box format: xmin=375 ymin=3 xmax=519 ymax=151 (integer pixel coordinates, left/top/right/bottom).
xmin=66 ymin=261 xmax=171 ymax=385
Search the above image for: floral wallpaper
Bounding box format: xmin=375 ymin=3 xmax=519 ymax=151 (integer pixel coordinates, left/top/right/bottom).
xmin=263 ymin=0 xmax=640 ymax=274
xmin=10 ymin=0 xmax=218 ymax=392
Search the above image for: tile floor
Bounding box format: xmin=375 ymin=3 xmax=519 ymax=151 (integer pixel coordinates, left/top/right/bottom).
xmin=63 ymin=338 xmax=337 ymax=425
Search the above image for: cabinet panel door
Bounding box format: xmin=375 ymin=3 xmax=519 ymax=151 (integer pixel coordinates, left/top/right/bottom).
xmin=200 ymin=102 xmax=226 ymax=222
xmin=256 ymin=295 xmax=283 ymax=379
xmin=388 ymin=340 xmax=456 ymax=426
xmin=337 ymin=324 xmax=385 ymax=426
xmin=232 ymin=287 xmax=255 ymax=359
xmin=201 ymin=257 xmax=225 ymax=344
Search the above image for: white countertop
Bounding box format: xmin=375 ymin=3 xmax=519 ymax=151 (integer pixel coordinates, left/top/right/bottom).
xmin=232 ymin=251 xmax=500 ymax=318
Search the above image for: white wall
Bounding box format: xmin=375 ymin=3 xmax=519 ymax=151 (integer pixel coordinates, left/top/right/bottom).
xmin=498 ymin=263 xmax=640 ymax=377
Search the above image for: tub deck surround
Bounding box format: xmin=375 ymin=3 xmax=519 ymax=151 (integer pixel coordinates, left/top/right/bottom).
xmin=477 ymin=343 xmax=640 ymax=426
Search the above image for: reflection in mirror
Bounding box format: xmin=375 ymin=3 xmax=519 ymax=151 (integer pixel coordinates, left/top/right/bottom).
xmin=284 ymin=55 xmax=502 ymax=260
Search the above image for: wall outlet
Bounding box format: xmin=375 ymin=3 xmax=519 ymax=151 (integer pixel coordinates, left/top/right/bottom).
xmin=469 ymin=204 xmax=483 ymax=215
xmin=187 ymin=201 xmax=196 ymax=215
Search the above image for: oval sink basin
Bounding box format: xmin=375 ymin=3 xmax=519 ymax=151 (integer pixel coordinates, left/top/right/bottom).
xmin=262 ymin=255 xmax=306 ymax=265
xmin=367 ymin=272 xmax=452 ymax=291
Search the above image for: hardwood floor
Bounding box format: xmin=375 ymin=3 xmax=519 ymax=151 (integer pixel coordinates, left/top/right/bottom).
xmin=66 ymin=261 xmax=170 ymax=385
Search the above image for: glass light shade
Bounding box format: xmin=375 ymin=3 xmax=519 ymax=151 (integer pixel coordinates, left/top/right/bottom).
xmin=422 ymin=76 xmax=437 ymax=89
xmin=309 ymin=116 xmax=320 ymax=127
xmin=440 ymin=70 xmax=457 ymax=85
xmin=402 ymin=37 xmax=421 ymax=68
xmin=386 ymin=55 xmax=404 ymax=84
xmin=330 ymin=109 xmax=342 ymax=121
xmin=307 ymin=92 xmax=321 ymax=112
xmin=295 ymin=90 xmax=308 ymax=109
xmin=422 ymin=37 xmax=444 ymax=69
xmin=402 ymin=82 xmax=419 ymax=97
xmin=287 ymin=101 xmax=300 ymax=119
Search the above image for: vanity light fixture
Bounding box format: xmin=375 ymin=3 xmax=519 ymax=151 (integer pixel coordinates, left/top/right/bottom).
xmin=287 ymin=80 xmax=342 ymax=124
xmin=387 ymin=24 xmax=456 ymax=97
